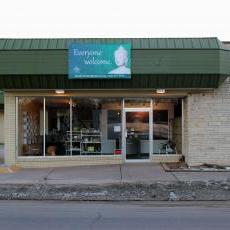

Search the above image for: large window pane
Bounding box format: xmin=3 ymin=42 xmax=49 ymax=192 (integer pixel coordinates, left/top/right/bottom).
xmin=126 ymin=111 xmax=149 ymax=160
xmin=45 ymin=98 xmax=70 ymax=156
xmin=107 ymin=110 xmax=121 ymax=140
xmin=18 ymin=97 xmax=43 ymax=156
xmin=71 ymin=98 xmax=122 ymax=155
xmin=153 ymin=99 xmax=181 ymax=154
xmin=153 ymin=110 xmax=169 ymax=140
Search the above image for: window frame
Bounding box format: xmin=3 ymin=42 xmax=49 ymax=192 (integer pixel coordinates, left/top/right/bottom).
xmin=16 ymin=96 xmax=46 ymax=158
xmin=16 ymin=96 xmax=123 ymax=158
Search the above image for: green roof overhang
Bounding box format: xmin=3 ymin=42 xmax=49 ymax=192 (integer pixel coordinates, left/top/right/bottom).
xmin=0 ymin=38 xmax=229 ymax=90
xmin=0 ymin=74 xmax=224 ymax=90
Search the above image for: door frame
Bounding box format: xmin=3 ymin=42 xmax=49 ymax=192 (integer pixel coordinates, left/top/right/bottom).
xmin=122 ymin=107 xmax=153 ymax=162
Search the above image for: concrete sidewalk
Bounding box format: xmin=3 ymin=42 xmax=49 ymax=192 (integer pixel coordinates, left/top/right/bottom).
xmin=1 ymin=163 xmax=230 ymax=201
xmin=0 ymin=163 xmax=230 ymax=184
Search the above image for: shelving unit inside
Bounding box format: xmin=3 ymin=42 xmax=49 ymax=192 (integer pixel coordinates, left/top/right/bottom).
xmin=65 ymin=130 xmax=102 ymax=155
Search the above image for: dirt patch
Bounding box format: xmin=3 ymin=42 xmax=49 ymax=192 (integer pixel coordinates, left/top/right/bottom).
xmin=165 ymin=162 xmax=188 ymax=170
xmin=164 ymin=162 xmax=230 ymax=172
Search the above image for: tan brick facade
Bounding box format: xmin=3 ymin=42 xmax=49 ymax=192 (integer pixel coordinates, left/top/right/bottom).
xmin=15 ymin=156 xmax=123 ymax=168
xmin=184 ymin=77 xmax=230 ymax=166
xmin=4 ymin=94 xmax=16 ymax=165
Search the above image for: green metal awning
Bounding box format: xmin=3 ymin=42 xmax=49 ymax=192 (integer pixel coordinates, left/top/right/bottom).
xmin=0 ymin=38 xmax=229 ymax=90
xmin=0 ymin=38 xmax=225 ymax=50
xmin=0 ymin=74 xmax=223 ymax=89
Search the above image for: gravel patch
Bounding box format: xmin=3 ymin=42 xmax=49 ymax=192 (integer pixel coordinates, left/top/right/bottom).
xmin=0 ymin=180 xmax=230 ymax=201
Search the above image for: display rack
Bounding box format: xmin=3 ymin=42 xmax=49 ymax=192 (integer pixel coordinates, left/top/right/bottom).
xmin=66 ymin=131 xmax=81 ymax=155
xmin=81 ymin=130 xmax=101 ymax=155
xmin=65 ymin=129 xmax=101 ymax=155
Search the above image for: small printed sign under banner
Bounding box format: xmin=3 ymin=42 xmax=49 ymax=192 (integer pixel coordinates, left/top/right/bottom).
xmin=68 ymin=43 xmax=131 ymax=79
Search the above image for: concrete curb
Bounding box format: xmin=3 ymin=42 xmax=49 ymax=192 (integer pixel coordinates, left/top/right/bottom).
xmin=0 ymin=181 xmax=230 ymax=201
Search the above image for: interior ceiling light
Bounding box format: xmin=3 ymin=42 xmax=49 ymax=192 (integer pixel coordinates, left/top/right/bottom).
xmin=55 ymin=90 xmax=65 ymax=94
xmin=156 ymin=89 xmax=166 ymax=94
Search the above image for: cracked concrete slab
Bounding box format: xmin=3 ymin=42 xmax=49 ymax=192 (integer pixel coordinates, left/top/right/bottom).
xmin=0 ymin=168 xmax=51 ymax=184
xmin=0 ymin=164 xmax=230 ymax=185
xmin=46 ymin=165 xmax=121 ymax=184
xmin=121 ymin=163 xmax=177 ymax=183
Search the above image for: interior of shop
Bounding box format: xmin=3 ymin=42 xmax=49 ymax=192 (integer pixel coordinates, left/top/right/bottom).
xmin=153 ymin=99 xmax=182 ymax=155
xmin=124 ymin=99 xmax=182 ymax=160
xmin=18 ymin=97 xmax=44 ymax=156
xmin=17 ymin=97 xmax=182 ymax=159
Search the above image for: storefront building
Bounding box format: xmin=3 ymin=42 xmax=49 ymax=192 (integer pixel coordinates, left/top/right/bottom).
xmin=0 ymin=38 xmax=230 ymax=168
xmin=0 ymin=91 xmax=3 ymax=144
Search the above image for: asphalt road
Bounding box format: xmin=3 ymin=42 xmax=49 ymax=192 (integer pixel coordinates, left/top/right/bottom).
xmin=0 ymin=201 xmax=230 ymax=230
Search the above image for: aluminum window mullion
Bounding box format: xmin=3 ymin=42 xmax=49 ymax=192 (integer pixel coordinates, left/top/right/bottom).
xmin=70 ymin=98 xmax=73 ymax=156
xmin=149 ymin=99 xmax=153 ymax=157
xmin=15 ymin=97 xmax=19 ymax=158
xmin=182 ymin=98 xmax=184 ymax=156
xmin=168 ymin=110 xmax=170 ymax=141
xmin=121 ymin=98 xmax=125 ymax=162
xmin=43 ymin=97 xmax=46 ymax=157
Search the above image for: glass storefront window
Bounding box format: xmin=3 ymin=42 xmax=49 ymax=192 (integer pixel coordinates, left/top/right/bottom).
xmin=107 ymin=110 xmax=121 ymax=140
xmin=153 ymin=99 xmax=181 ymax=155
xmin=18 ymin=97 xmax=122 ymax=157
xmin=71 ymin=98 xmax=122 ymax=155
xmin=125 ymin=111 xmax=149 ymax=160
xmin=18 ymin=97 xmax=43 ymax=156
xmin=153 ymin=110 xmax=169 ymax=140
xmin=17 ymin=96 xmax=182 ymax=158
xmin=45 ymin=98 xmax=70 ymax=156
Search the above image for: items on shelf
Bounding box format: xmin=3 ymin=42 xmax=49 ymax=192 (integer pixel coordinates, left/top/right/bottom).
xmin=113 ymin=149 xmax=122 ymax=155
xmin=47 ymin=146 xmax=56 ymax=156
xmin=22 ymin=111 xmax=39 ymax=145
xmin=65 ymin=129 xmax=101 ymax=155
xmin=22 ymin=111 xmax=40 ymax=155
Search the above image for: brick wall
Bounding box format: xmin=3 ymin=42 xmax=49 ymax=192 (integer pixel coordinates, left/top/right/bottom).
xmin=0 ymin=111 xmax=4 ymax=143
xmin=182 ymin=97 xmax=189 ymax=162
xmin=172 ymin=117 xmax=182 ymax=155
xmin=185 ymin=77 xmax=230 ymax=166
xmin=4 ymin=94 xmax=16 ymax=165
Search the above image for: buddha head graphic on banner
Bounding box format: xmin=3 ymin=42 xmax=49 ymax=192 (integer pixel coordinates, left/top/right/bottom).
xmin=108 ymin=45 xmax=131 ymax=75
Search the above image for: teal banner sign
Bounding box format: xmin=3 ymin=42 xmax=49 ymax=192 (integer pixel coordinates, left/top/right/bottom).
xmin=69 ymin=43 xmax=131 ymax=79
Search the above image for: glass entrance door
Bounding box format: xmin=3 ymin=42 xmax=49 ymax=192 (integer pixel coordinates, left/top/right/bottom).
xmin=125 ymin=110 xmax=150 ymax=160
